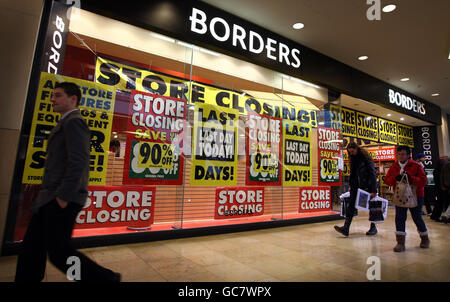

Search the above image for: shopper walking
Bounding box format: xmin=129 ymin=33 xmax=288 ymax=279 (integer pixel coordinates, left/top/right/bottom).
xmin=439 ymin=159 xmax=450 ymax=221
xmin=415 ymin=153 xmax=432 ymax=215
xmin=430 ymin=157 xmax=448 ymax=222
xmin=385 ymin=146 xmax=429 ymax=252
xmin=15 ymin=82 xmax=120 ymax=282
xmin=334 ymin=142 xmax=378 ymax=237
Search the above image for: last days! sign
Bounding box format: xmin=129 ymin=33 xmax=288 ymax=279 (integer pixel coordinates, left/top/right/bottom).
xmin=191 ymin=103 xmax=238 ymax=186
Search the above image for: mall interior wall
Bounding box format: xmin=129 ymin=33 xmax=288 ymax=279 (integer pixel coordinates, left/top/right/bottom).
xmin=0 ymin=0 xmax=44 ymax=254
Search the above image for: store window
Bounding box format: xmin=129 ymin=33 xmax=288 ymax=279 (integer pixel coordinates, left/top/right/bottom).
xmin=10 ymin=8 xmax=343 ymax=242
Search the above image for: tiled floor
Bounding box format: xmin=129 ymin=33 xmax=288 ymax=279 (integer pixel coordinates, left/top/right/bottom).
xmin=0 ymin=211 xmax=449 ymax=282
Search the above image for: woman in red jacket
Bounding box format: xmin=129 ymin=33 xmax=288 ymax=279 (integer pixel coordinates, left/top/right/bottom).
xmin=385 ymin=145 xmax=429 ymax=252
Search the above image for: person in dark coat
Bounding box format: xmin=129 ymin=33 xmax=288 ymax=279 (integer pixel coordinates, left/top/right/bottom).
xmin=334 ymin=142 xmax=378 ymax=237
xmin=15 ymin=82 xmax=120 ymax=282
xmin=430 ymin=157 xmax=448 ymax=221
xmin=415 ymin=153 xmax=432 ymax=215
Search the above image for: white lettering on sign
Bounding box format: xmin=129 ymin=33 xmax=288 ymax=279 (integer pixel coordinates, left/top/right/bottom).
xmin=189 ymin=7 xmax=301 ymax=68
xmin=47 ymin=15 xmax=66 ymax=74
xmin=388 ymin=89 xmax=426 ymax=115
xmin=298 ymin=187 xmax=332 ymax=212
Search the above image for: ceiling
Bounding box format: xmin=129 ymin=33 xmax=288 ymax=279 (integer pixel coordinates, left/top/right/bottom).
xmin=203 ymin=0 xmax=450 ymax=112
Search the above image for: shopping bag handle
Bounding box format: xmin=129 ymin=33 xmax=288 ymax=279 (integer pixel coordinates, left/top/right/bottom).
xmin=400 ymin=172 xmax=409 ymax=185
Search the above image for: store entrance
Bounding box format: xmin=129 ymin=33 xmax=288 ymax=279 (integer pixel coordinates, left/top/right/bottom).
xmin=339 ymin=94 xmax=433 ymax=202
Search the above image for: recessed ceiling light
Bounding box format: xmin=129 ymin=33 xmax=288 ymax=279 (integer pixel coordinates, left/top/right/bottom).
xmin=358 ymin=56 xmax=368 ymax=61
xmin=382 ymin=5 xmax=396 ymax=13
xmin=400 ymin=78 xmax=410 ymax=82
xmin=431 ymin=93 xmax=440 ymax=97
xmin=387 ymin=113 xmax=392 ymax=117
xmin=400 ymin=117 xmax=405 ymax=121
xmin=292 ymin=23 xmax=305 ymax=30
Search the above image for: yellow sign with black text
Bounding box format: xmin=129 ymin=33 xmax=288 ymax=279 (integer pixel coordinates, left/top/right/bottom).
xmin=95 ymin=56 xmax=317 ymax=127
xmin=191 ymin=103 xmax=238 ymax=186
xmin=22 ymin=72 xmax=115 ymax=185
xmin=378 ymin=118 xmax=397 ymax=145
xmin=356 ymin=112 xmax=378 ymax=142
xmin=397 ymin=123 xmax=414 ymax=148
xmin=283 ymin=120 xmax=312 ymax=186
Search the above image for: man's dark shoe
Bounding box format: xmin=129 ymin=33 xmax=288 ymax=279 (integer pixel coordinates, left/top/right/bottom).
xmin=334 ymin=225 xmax=349 ymax=237
xmin=366 ymin=223 xmax=378 ymax=236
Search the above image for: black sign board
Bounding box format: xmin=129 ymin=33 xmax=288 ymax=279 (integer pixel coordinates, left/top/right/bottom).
xmin=80 ymin=0 xmax=441 ymax=125
xmin=41 ymin=1 xmax=70 ymax=74
xmin=413 ymin=126 xmax=440 ymax=185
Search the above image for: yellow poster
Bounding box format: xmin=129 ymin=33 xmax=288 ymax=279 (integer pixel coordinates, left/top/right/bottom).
xmin=397 ymin=123 xmax=414 ymax=148
xmin=191 ymin=103 xmax=238 ymax=186
xmin=282 ymin=120 xmax=312 ymax=186
xmin=378 ymin=118 xmax=397 ymax=145
xmin=328 ymin=105 xmax=357 ymax=137
xmin=22 ymin=72 xmax=115 ymax=185
xmin=356 ymin=112 xmax=378 ymax=142
xmin=95 ymin=56 xmax=317 ymax=127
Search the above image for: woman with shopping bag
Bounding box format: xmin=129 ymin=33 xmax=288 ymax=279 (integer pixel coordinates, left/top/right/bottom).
xmin=385 ymin=145 xmax=429 ymax=252
xmin=334 ymin=142 xmax=378 ymax=237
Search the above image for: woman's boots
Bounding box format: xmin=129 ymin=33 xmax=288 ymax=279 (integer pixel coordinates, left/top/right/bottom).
xmin=419 ymin=234 xmax=430 ymax=249
xmin=393 ymin=234 xmax=406 ymax=252
xmin=393 ymin=233 xmax=430 ymax=252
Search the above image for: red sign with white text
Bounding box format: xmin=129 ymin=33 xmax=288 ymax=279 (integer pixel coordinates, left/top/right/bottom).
xmin=74 ymin=186 xmax=156 ymax=229
xmin=299 ymin=186 xmax=332 ymax=213
xmin=215 ymin=187 xmax=265 ymax=219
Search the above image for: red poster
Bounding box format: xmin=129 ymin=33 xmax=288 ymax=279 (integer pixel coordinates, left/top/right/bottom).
xmin=215 ymin=187 xmax=265 ymax=219
xmin=317 ymin=127 xmax=342 ymax=186
xmin=123 ymin=90 xmax=186 ymax=185
xmin=299 ymin=186 xmax=332 ymax=213
xmin=74 ymin=186 xmax=156 ymax=229
xmin=372 ymin=147 xmax=396 ymax=161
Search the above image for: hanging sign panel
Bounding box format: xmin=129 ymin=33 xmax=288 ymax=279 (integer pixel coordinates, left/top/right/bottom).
xmin=95 ymin=56 xmax=317 ymax=127
xmin=356 ymin=112 xmax=378 ymax=142
xmin=397 ymin=123 xmax=414 ymax=148
xmin=246 ymin=113 xmax=282 ymax=186
xmin=22 ymin=72 xmax=115 ymax=186
xmin=378 ymin=118 xmax=397 ymax=145
xmin=282 ymin=120 xmax=312 ymax=186
xmin=317 ymin=127 xmax=341 ymax=186
xmin=191 ymin=103 xmax=238 ymax=186
xmin=123 ymin=90 xmax=186 ymax=185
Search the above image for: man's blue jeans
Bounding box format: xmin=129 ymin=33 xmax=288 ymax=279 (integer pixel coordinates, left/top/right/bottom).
xmin=395 ymin=197 xmax=428 ymax=235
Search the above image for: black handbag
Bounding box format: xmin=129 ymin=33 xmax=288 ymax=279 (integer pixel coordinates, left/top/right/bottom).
xmin=369 ymin=198 xmax=384 ymax=223
xmin=340 ymin=195 xmax=358 ymax=218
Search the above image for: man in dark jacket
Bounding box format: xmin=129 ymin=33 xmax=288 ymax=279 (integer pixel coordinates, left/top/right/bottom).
xmin=334 ymin=142 xmax=378 ymax=237
xmin=15 ymin=82 xmax=120 ymax=282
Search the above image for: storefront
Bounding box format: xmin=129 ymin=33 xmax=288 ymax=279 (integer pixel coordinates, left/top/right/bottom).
xmin=1 ymin=0 xmax=442 ymax=254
